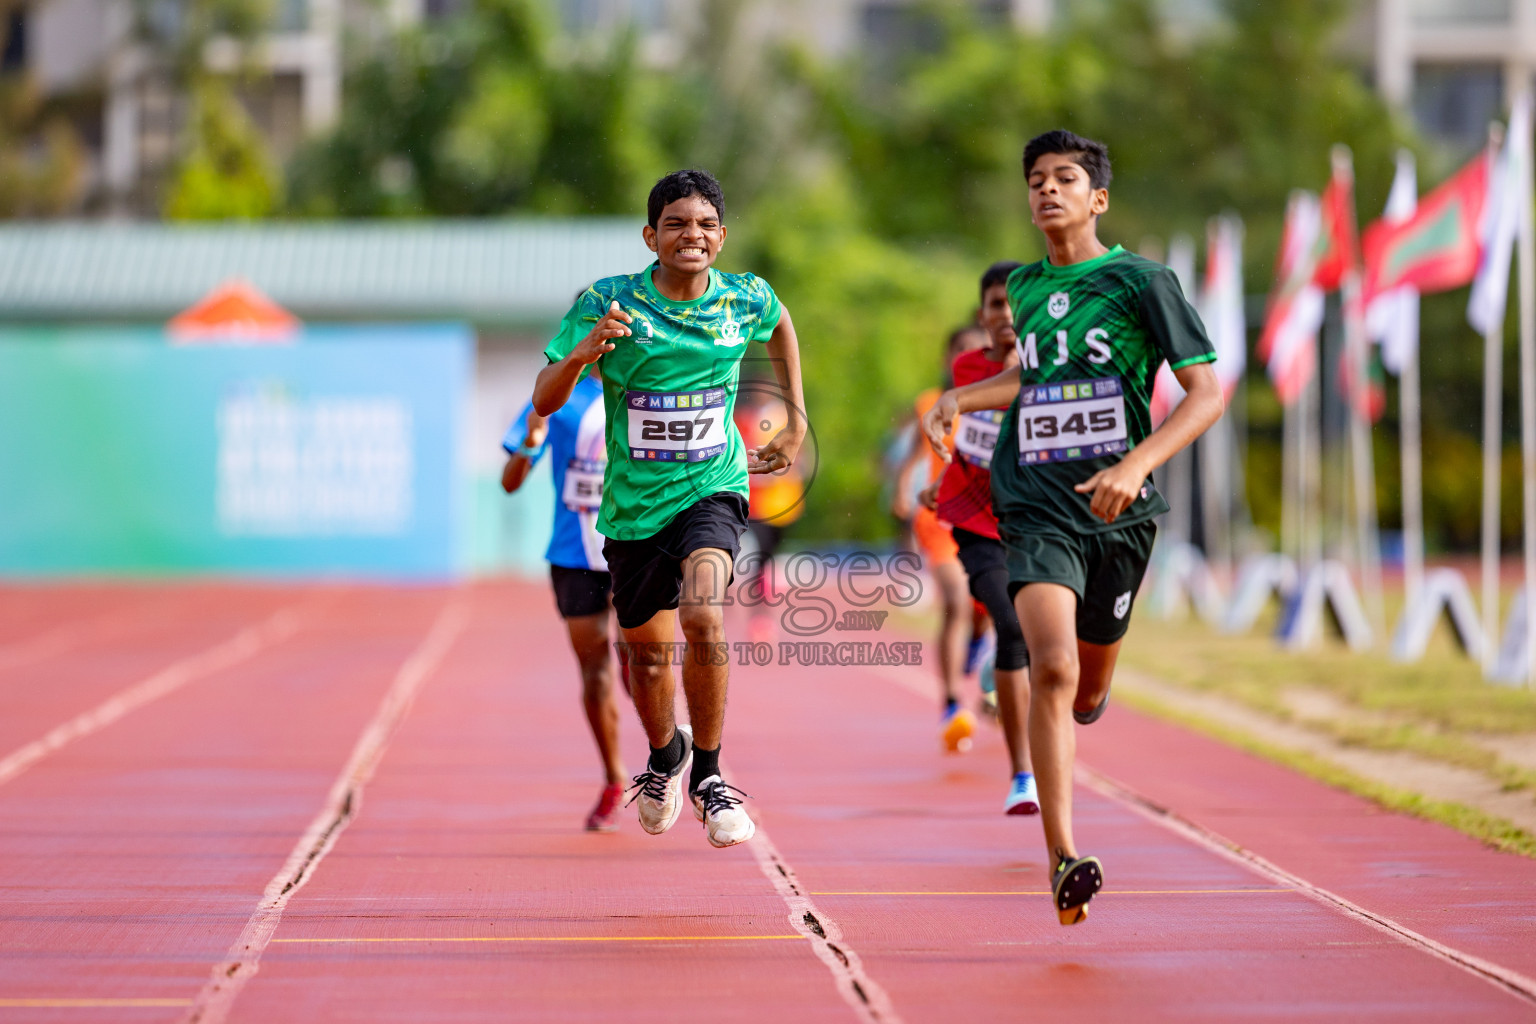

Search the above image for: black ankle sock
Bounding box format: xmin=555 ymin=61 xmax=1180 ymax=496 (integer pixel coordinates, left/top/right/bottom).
xmin=648 ymin=730 xmax=685 ymax=775
xmin=690 ymin=745 xmax=721 ymax=792
xmin=944 ymin=696 xmax=959 ymax=716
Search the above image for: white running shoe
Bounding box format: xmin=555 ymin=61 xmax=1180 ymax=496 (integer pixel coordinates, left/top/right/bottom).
xmin=690 ymin=775 xmax=756 ymax=848
xmin=626 ymin=724 xmax=693 ymax=835
xmin=1004 ymin=771 xmax=1039 ymax=816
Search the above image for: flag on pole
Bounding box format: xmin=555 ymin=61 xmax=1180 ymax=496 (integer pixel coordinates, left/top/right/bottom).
xmin=1361 ymin=152 xmax=1488 ymax=304
xmin=1339 ymin=288 xmax=1387 ymax=421
xmin=1258 ymin=191 xmax=1325 ymax=405
xmin=1313 ymin=162 xmax=1360 ymax=291
xmin=1469 ymin=92 xmax=1533 ymax=335
xmin=1367 ymin=150 xmax=1420 ymax=376
xmin=1201 ymin=214 xmax=1246 ymax=399
xmin=1317 ymin=149 xmax=1385 ymax=422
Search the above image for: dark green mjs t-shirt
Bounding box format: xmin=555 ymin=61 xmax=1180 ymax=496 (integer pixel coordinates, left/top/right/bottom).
xmin=992 ymin=245 xmax=1216 ymax=535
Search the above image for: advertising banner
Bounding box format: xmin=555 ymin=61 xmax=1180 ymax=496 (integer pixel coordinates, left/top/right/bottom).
xmin=0 ymin=325 xmax=473 ymax=578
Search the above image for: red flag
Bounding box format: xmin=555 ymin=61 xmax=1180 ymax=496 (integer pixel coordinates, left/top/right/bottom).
xmin=1259 ymin=192 xmax=1324 ymax=405
xmin=1337 ymin=289 xmax=1386 ymax=422
xmin=1313 ymin=160 xmax=1359 ymax=291
xmin=1362 ymin=152 xmax=1489 ymax=304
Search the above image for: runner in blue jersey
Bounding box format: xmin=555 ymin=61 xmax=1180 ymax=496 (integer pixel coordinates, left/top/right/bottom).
xmin=503 ymin=364 xmax=629 ymax=832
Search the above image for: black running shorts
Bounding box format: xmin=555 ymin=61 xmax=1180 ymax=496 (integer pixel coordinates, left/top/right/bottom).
xmin=549 ymin=565 xmax=612 ymax=619
xmin=602 ymin=492 xmax=749 ymax=630
xmin=952 ymin=526 xmax=1008 ymax=581
xmin=1001 ymin=519 xmax=1157 ymax=646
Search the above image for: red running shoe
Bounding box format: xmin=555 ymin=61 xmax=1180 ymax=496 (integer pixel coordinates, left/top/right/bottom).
xmin=586 ymin=783 xmax=623 ymax=832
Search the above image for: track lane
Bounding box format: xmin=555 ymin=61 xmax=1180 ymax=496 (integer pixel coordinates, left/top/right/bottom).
xmin=0 ymin=587 xmax=452 ymax=1020
xmin=0 ymin=585 xmax=315 ymax=756
xmin=2 ymin=580 xmax=1533 ymax=1022
xmin=724 ymin=618 xmax=1536 ymax=1022
xmin=1077 ymin=700 xmax=1536 ymax=984
xmin=227 ymin=582 xmax=857 ymax=1023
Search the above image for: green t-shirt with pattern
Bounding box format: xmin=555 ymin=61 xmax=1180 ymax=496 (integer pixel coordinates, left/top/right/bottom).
xmin=544 ymin=264 xmax=783 ymax=541
xmin=992 ymin=245 xmax=1216 ymax=535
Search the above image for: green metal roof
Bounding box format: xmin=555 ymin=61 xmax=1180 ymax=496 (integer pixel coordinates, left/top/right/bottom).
xmin=0 ymin=220 xmax=653 ymax=326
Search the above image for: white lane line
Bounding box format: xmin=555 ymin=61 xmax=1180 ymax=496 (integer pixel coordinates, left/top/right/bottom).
xmin=0 ymin=601 xmax=317 ymax=788
xmin=1078 ymin=764 xmax=1536 ymax=1008
xmin=867 ymin=647 xmax=1536 ymax=1005
xmin=182 ymin=601 xmax=468 ymax=1024
xmin=747 ymin=822 xmax=904 ymax=1024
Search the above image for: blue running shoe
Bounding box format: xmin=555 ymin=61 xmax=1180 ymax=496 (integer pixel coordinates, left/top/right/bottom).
xmin=964 ymin=628 xmax=996 ymax=676
xmin=978 ymin=654 xmax=999 ymax=718
xmin=1004 ymin=772 xmax=1039 ymax=815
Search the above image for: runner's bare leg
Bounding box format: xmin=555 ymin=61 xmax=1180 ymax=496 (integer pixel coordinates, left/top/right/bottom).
xmin=1015 ymin=582 xmax=1081 ymax=865
xmin=677 ymin=547 xmax=732 ymax=751
xmin=621 ymin=610 xmax=680 ymax=750
xmin=994 ymin=666 xmax=1031 ymax=774
xmin=933 ymin=559 xmax=970 ymax=705
xmin=566 ymin=611 xmax=624 ymax=785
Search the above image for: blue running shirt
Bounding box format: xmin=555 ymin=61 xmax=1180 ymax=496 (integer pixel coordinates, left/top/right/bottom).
xmin=504 ymin=374 xmax=608 ymax=571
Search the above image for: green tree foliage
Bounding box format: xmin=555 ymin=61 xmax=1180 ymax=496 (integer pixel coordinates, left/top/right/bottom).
xmin=290 ymin=0 xmax=1432 ymax=542
xmin=164 ymin=82 xmax=277 ymax=219
xmin=130 ymin=0 xmax=281 ymax=218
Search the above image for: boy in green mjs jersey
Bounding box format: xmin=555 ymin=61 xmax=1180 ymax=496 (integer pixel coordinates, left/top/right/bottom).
xmin=533 ymin=169 xmax=807 ymax=849
xmin=923 ymin=131 xmax=1223 ymax=924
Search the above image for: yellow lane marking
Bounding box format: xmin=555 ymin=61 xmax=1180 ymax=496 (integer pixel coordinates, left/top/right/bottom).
xmin=271 ymin=934 xmax=807 ymax=944
xmin=809 ymin=888 xmax=1297 ymax=896
xmin=0 ymin=999 xmax=192 ymax=1008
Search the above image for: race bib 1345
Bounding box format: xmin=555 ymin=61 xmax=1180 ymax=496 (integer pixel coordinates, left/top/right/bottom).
xmin=1016 ymin=377 xmax=1128 ymax=466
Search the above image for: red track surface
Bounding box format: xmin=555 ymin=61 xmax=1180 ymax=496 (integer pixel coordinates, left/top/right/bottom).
xmin=0 ymin=580 xmax=1533 ymax=1022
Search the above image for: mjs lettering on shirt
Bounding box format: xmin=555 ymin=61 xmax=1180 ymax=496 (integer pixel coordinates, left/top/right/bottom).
xmin=1015 ymin=327 xmax=1115 ymax=369
xmin=627 ymin=387 xmax=730 ymax=462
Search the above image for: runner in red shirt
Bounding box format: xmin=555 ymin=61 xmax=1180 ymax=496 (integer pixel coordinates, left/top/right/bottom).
xmin=927 ymin=261 xmax=1037 ymax=816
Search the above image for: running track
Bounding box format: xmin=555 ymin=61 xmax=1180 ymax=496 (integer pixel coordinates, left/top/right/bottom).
xmin=1 ymin=581 xmax=1533 ymax=1022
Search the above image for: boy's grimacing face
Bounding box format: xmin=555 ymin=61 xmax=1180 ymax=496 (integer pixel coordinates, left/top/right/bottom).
xmin=980 ymin=282 xmax=1016 ymax=352
xmin=644 ymin=193 xmax=726 ymax=274
xmin=1027 ymin=153 xmax=1108 ymax=235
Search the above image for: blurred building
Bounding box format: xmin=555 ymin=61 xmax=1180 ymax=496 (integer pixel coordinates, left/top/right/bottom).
xmin=1372 ymin=0 xmax=1533 ymax=150
xmin=1 ymin=0 xmax=1525 ymax=214
xmin=4 ymin=0 xmax=416 ymax=215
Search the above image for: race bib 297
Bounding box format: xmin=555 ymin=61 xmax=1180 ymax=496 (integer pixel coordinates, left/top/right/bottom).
xmin=1017 ymin=377 xmax=1128 ymax=466
xmin=626 ymin=388 xmax=729 ymax=462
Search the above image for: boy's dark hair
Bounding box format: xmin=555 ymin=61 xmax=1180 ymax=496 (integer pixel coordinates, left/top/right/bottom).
xmin=647 ymin=169 xmax=725 ymax=228
xmin=1022 ymin=130 xmax=1112 ymax=190
xmin=980 ymin=260 xmax=1023 ymax=302
xmin=942 ymin=325 xmax=985 ymax=387
xmin=946 ymin=324 xmax=984 ymax=354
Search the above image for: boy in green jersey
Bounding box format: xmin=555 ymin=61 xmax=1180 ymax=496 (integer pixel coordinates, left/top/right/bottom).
xmin=533 ymin=169 xmax=808 ymax=848
xmin=922 ymin=131 xmax=1224 ymax=923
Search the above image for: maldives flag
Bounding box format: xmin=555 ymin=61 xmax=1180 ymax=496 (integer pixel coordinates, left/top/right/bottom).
xmin=1258 ymin=191 xmax=1325 ymax=405
xmin=1313 ymin=156 xmax=1360 ymax=290
xmin=1361 ymin=152 xmax=1489 ymax=304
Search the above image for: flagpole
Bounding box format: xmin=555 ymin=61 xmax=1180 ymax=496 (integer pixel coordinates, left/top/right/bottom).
xmin=1481 ymin=316 xmax=1505 ymax=674
xmin=1400 ymin=329 xmax=1425 ymax=609
xmin=1282 ymin=395 xmax=1297 ymax=563
xmin=1517 ymin=92 xmax=1536 ymax=686
xmin=1479 ymin=122 xmax=1509 ymax=675
xmin=1346 ymin=277 xmax=1386 ymax=637
xmin=1332 ymin=145 xmax=1385 ymax=637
